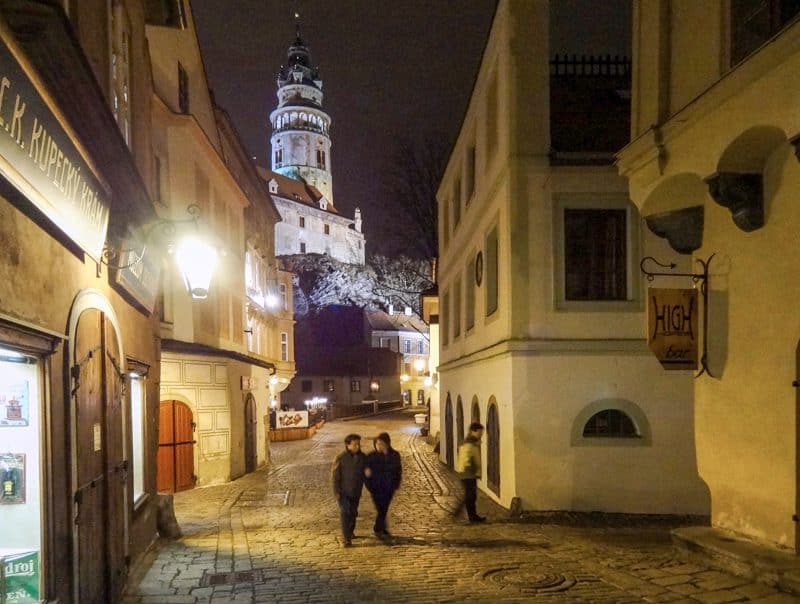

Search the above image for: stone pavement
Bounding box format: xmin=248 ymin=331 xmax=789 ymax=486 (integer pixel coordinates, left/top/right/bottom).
xmin=125 ymin=411 xmax=799 ymax=603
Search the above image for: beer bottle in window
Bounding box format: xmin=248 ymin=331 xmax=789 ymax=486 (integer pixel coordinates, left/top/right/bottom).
xmin=2 ymin=467 xmax=17 ymax=498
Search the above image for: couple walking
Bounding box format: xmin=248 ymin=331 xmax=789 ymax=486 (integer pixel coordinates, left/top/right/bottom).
xmin=331 ymin=432 xmax=402 ymax=547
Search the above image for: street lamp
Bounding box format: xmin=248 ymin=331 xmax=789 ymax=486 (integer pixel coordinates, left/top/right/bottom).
xmin=174 ymin=236 xmax=218 ymax=299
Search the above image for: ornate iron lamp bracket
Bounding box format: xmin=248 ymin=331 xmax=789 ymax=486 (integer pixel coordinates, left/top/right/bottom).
xmin=639 ymin=254 xmax=715 ymax=378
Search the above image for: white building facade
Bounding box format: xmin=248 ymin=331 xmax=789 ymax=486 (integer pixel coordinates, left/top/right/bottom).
xmin=437 ymin=0 xmax=709 ymax=516
xmin=267 ymin=29 xmax=365 ymax=265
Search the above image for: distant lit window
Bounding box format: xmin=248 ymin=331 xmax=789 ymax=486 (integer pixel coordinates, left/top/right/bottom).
xmin=351 ymin=380 xmax=361 ymax=393
xmin=403 ymin=339 xmax=411 ymax=354
xmin=323 ymin=379 xmax=335 ymax=392
xmin=111 ymin=1 xmax=131 ymax=146
xmin=417 ymin=340 xmax=424 ymax=354
xmin=583 ymin=409 xmax=639 ymax=438
xmin=280 ymin=332 xmax=288 ymax=361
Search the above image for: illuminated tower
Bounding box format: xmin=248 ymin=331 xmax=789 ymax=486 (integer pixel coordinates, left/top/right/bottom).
xmin=270 ymin=23 xmax=333 ymax=203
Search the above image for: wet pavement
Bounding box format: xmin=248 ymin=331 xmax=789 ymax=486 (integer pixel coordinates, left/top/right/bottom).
xmin=124 ymin=410 xmax=799 ymax=603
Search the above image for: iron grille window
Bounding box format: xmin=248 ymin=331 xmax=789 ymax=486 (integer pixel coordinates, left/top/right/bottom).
xmin=564 ymin=208 xmax=627 ymax=301
xmin=731 ymin=0 xmax=800 ymax=65
xmin=350 ymin=380 xmax=361 ymax=393
xmin=582 ymin=409 xmax=639 ymax=438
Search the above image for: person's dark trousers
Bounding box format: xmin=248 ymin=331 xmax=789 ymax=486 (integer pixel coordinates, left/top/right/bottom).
xmin=371 ymin=493 xmax=393 ymax=533
xmin=462 ymin=478 xmax=478 ymax=519
xmin=338 ymin=495 xmax=360 ymax=540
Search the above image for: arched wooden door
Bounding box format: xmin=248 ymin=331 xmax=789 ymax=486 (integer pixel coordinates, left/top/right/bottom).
xmin=487 ymin=400 xmax=500 ymax=495
xmin=456 ymin=396 xmax=465 ymax=447
xmin=444 ymin=394 xmax=454 ymax=468
xmin=72 ymin=308 xmax=127 ymax=604
xmin=244 ymin=393 xmax=257 ymax=473
xmin=157 ymin=400 xmax=195 ymax=493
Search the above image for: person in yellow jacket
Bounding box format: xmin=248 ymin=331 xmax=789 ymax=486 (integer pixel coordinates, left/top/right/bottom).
xmin=454 ymin=422 xmax=486 ymax=522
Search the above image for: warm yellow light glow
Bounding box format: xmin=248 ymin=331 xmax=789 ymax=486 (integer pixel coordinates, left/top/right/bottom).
xmin=424 ymin=376 xmax=433 ymax=387
xmin=401 ymin=374 xmax=410 ymax=382
xmin=175 ymin=237 xmax=218 ymax=299
xmin=269 ymin=375 xmax=279 ymax=386
xmin=413 ymin=358 xmax=425 ymax=372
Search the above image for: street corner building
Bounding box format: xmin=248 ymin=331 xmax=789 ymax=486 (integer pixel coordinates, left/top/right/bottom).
xmin=436 ymin=0 xmax=709 ymax=518
xmin=0 ymin=1 xmax=295 ymax=602
xmin=616 ymin=1 xmax=800 ymax=551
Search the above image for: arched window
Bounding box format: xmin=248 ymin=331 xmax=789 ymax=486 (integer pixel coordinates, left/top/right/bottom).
xmin=444 ymin=393 xmax=454 ymax=468
xmin=470 ymin=395 xmax=480 ymax=424
xmin=582 ymin=409 xmax=639 ymax=438
xmin=571 ymin=399 xmax=651 ymax=447
xmin=456 ymin=396 xmax=464 ymax=447
xmin=486 ymin=398 xmax=500 ymax=495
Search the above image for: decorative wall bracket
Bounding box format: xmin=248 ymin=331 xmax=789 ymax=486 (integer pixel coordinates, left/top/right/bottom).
xmin=705 ymin=172 xmax=763 ymax=232
xmin=645 ymin=205 xmax=704 ymax=254
xmin=640 ymin=254 xmax=715 ymax=378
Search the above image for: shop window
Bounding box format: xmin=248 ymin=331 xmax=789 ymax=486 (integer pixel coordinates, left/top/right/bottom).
xmin=301 ymin=379 xmax=312 ymax=393
xmin=0 ymin=347 xmax=44 ymax=601
xmin=350 ymin=380 xmax=361 ymax=393
xmin=582 ymin=409 xmax=639 ymax=438
xmin=731 ymin=0 xmax=800 ymax=65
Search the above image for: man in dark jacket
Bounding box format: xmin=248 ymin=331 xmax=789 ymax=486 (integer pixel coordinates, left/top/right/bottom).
xmin=364 ymin=432 xmax=402 ymax=538
xmin=331 ymin=433 xmax=366 ymax=547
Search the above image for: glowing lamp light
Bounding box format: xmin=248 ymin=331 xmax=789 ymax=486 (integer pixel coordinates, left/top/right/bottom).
xmin=400 ymin=374 xmax=410 ymax=382
xmin=265 ymin=292 xmax=279 ymax=308
xmin=370 ymin=381 xmax=380 ymax=392
xmin=269 ymin=375 xmax=279 ymax=386
xmin=413 ymin=358 xmax=425 ymax=372
xmin=270 ymin=398 xmax=277 ymax=409
xmin=175 ymin=237 xmax=218 ymax=299
xmin=424 ymin=376 xmax=433 ymax=387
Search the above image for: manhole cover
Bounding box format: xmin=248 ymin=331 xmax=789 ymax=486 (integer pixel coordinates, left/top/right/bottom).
xmin=200 ymin=568 xmax=268 ymax=587
xmin=481 ymin=566 xmax=579 ymax=594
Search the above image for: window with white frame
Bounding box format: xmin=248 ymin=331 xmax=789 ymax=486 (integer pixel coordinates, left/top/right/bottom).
xmin=485 ymin=228 xmax=498 ymax=316
xmin=280 ymin=332 xmax=288 ymax=361
xmin=554 ymin=194 xmax=640 ymax=309
xmin=279 ymin=283 xmax=288 ymax=310
xmin=417 ymin=340 xmax=425 ymax=354
xmin=403 ymin=339 xmax=411 ymax=354
xmin=110 ymin=1 xmax=131 ymax=146
xmin=129 ymin=371 xmax=146 ymax=504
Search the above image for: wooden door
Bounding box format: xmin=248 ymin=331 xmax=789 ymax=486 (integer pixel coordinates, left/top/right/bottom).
xmin=487 ymin=402 xmax=500 ymax=495
xmin=73 ymin=310 xmax=126 ymax=603
xmin=157 ymin=400 xmax=195 ymax=493
xmin=244 ymin=394 xmax=257 ymax=473
xmin=444 ymin=394 xmax=454 ymax=468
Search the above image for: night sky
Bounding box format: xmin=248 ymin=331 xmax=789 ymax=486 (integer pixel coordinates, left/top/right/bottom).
xmin=191 ymin=1 xmax=630 ymax=255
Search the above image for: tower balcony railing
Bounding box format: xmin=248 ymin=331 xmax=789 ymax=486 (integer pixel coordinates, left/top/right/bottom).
xmin=271 ymin=123 xmax=328 ymax=136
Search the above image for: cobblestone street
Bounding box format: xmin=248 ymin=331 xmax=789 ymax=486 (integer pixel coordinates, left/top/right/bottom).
xmin=125 ymin=411 xmax=798 ymax=603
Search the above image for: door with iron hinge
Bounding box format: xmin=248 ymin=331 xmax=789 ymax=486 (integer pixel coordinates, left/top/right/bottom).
xmin=72 ymin=309 xmax=127 ymax=604
xmin=157 ymin=400 xmax=195 ymax=493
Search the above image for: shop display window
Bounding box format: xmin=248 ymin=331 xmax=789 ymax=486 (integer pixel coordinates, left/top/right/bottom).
xmin=0 ymin=347 xmax=43 ymax=603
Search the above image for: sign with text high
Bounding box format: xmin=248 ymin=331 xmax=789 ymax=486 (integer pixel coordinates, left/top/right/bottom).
xmin=0 ymin=35 xmax=109 ymax=260
xmin=647 ymin=288 xmax=698 ymax=370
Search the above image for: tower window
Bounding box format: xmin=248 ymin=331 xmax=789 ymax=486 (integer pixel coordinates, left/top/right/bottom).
xmin=300 ymin=242 xmax=306 ymax=253
xmin=324 ymin=223 xmax=330 ymax=235
xmin=299 ymin=216 xmax=305 ymax=228
xmin=316 ymin=149 xmax=326 ymax=169
xmin=275 ymin=149 xmax=282 ymax=165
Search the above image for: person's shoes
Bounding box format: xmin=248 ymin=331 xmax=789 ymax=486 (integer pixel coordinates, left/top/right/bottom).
xmin=468 ymin=515 xmax=486 ymax=523
xmin=381 ymin=530 xmax=392 ymax=538
xmin=343 ymin=539 xmax=353 ymax=548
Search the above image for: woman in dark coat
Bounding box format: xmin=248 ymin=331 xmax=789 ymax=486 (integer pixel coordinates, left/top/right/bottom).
xmin=364 ymin=432 xmax=402 ymax=538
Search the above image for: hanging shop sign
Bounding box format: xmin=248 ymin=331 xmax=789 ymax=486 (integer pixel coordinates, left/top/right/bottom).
xmin=114 ymin=232 xmax=161 ymax=313
xmin=647 ymin=287 xmax=698 ymax=370
xmin=0 ymin=36 xmax=109 ymax=260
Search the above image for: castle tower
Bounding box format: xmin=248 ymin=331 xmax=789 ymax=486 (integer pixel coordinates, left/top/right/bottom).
xmin=269 ymin=23 xmax=333 ymax=203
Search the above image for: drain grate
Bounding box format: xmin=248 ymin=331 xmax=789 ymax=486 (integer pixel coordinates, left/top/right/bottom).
xmin=200 ymin=568 xmax=266 ymax=587
xmin=481 ymin=566 xmax=583 ymax=594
